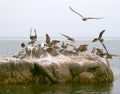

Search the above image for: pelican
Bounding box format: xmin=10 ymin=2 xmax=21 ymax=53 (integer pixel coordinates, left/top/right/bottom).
xmin=46 ymin=34 xmax=50 ymax=45
xmin=92 ymin=29 xmax=105 ymax=43
xmin=96 ymin=48 xmax=105 ymax=57
xmin=28 ymin=28 xmax=37 ymax=45
xmin=60 ymin=33 xmax=75 ymax=42
xmin=78 ymin=44 xmax=88 ymax=52
xmin=21 ymin=43 xmax=25 ymax=48
xmin=69 ymin=6 xmax=103 ymax=21
xmin=61 ymin=42 xmax=69 ymax=49
xmin=45 ymin=33 xmax=60 ymax=48
xmin=91 ymin=47 xmax=96 ymax=53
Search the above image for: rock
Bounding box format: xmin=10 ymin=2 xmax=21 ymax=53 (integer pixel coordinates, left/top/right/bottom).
xmin=0 ymin=52 xmax=114 ymax=84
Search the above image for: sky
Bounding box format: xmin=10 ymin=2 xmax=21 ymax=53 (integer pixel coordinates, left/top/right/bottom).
xmin=0 ymin=0 xmax=120 ymax=39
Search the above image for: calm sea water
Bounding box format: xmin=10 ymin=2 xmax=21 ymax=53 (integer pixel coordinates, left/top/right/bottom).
xmin=0 ymin=39 xmax=120 ymax=94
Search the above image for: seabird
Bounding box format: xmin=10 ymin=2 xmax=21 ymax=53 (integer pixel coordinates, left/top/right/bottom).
xmin=45 ymin=33 xmax=60 ymax=48
xmin=21 ymin=43 xmax=25 ymax=48
xmin=77 ymin=44 xmax=88 ymax=52
xmin=46 ymin=34 xmax=51 ymax=45
xmin=96 ymin=48 xmax=105 ymax=57
xmin=28 ymin=28 xmax=37 ymax=44
xmin=91 ymin=47 xmax=96 ymax=53
xmin=92 ymin=29 xmax=105 ymax=43
xmin=69 ymin=6 xmax=103 ymax=21
xmin=60 ymin=33 xmax=75 ymax=42
xmin=61 ymin=42 xmax=69 ymax=49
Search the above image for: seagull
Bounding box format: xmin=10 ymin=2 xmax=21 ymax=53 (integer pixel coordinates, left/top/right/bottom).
xmin=60 ymin=33 xmax=75 ymax=42
xmin=69 ymin=6 xmax=103 ymax=21
xmin=92 ymin=29 xmax=105 ymax=43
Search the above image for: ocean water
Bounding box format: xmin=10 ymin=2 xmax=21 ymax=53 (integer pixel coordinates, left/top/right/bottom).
xmin=0 ymin=39 xmax=120 ymax=94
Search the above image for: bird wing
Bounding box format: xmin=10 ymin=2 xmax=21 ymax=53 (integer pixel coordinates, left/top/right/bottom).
xmin=30 ymin=28 xmax=32 ymax=39
xmin=86 ymin=17 xmax=103 ymax=19
xmin=69 ymin=6 xmax=84 ymax=18
xmin=34 ymin=29 xmax=37 ymax=39
xmin=46 ymin=34 xmax=50 ymax=44
xmin=51 ymin=40 xmax=60 ymax=45
xmin=92 ymin=38 xmax=98 ymax=42
xmin=61 ymin=33 xmax=75 ymax=42
xmin=99 ymin=29 xmax=105 ymax=39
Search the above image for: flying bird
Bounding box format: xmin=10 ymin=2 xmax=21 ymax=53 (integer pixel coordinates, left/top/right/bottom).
xmin=45 ymin=34 xmax=60 ymax=48
xmin=28 ymin=28 xmax=37 ymax=44
xmin=30 ymin=28 xmax=37 ymax=41
xmin=69 ymin=6 xmax=103 ymax=21
xmin=60 ymin=33 xmax=75 ymax=42
xmin=92 ymin=29 xmax=105 ymax=43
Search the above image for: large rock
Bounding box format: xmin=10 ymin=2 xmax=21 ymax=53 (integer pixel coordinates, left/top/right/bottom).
xmin=0 ymin=52 xmax=113 ymax=84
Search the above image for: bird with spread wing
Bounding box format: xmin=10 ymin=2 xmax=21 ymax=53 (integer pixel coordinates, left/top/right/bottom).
xmin=92 ymin=29 xmax=105 ymax=43
xmin=69 ymin=6 xmax=103 ymax=21
xmin=60 ymin=33 xmax=75 ymax=42
xmin=45 ymin=34 xmax=60 ymax=48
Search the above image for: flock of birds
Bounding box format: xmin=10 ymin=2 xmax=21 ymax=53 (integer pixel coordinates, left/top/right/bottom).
xmin=21 ymin=6 xmax=118 ymax=59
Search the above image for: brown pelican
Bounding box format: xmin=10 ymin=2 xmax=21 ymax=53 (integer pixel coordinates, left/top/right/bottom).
xmin=96 ymin=48 xmax=105 ymax=57
xmin=61 ymin=42 xmax=69 ymax=49
xmin=77 ymin=44 xmax=88 ymax=52
xmin=21 ymin=43 xmax=25 ymax=48
xmin=45 ymin=34 xmax=60 ymax=48
xmin=91 ymin=47 xmax=96 ymax=53
xmin=28 ymin=29 xmax=37 ymax=44
xmin=92 ymin=30 xmax=105 ymax=43
xmin=60 ymin=33 xmax=75 ymax=42
xmin=69 ymin=6 xmax=103 ymax=21
xmin=105 ymin=53 xmax=119 ymax=59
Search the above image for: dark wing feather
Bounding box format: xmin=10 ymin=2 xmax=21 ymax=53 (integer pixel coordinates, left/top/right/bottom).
xmin=30 ymin=28 xmax=32 ymax=39
xmin=86 ymin=17 xmax=103 ymax=19
xmin=69 ymin=6 xmax=84 ymax=18
xmin=46 ymin=34 xmax=50 ymax=44
xmin=34 ymin=29 xmax=37 ymax=39
xmin=99 ymin=29 xmax=105 ymax=39
xmin=51 ymin=40 xmax=60 ymax=45
xmin=61 ymin=33 xmax=75 ymax=42
xmin=92 ymin=38 xmax=98 ymax=42
xmin=61 ymin=33 xmax=69 ymax=38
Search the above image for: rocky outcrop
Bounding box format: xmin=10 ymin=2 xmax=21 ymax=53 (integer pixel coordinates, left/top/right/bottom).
xmin=0 ymin=52 xmax=113 ymax=84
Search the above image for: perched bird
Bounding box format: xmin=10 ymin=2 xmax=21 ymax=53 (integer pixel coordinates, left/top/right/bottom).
xmin=92 ymin=29 xmax=105 ymax=43
xmin=21 ymin=43 xmax=25 ymax=48
xmin=96 ymin=48 xmax=105 ymax=57
xmin=69 ymin=6 xmax=103 ymax=21
xmin=60 ymin=33 xmax=75 ymax=42
xmin=61 ymin=42 xmax=69 ymax=49
xmin=105 ymin=53 xmax=119 ymax=59
xmin=77 ymin=44 xmax=88 ymax=52
xmin=91 ymin=47 xmax=96 ymax=53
